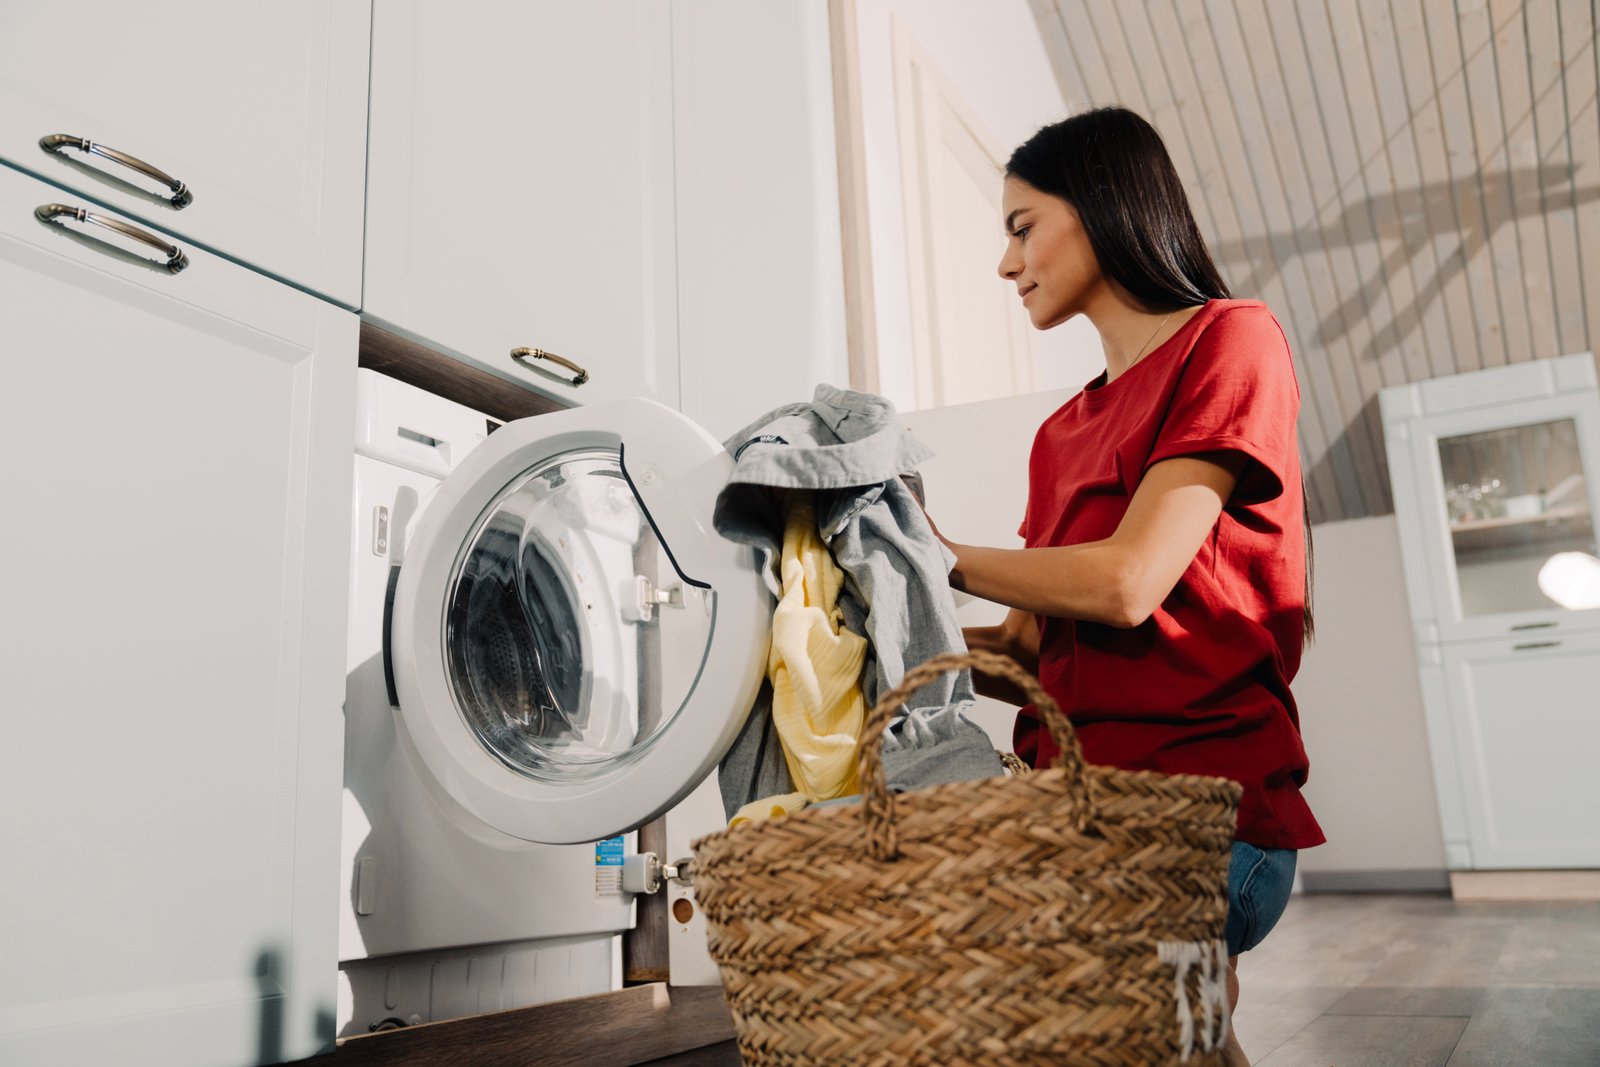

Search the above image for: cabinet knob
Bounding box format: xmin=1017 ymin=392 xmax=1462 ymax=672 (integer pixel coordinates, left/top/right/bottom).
xmin=511 ymin=347 xmax=589 ymax=387
xmin=34 ymin=203 xmax=189 ymax=274
xmin=39 ymin=134 xmax=192 ymax=209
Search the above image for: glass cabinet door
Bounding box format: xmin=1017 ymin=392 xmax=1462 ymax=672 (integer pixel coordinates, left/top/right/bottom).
xmin=1436 ymin=418 xmax=1598 ymax=617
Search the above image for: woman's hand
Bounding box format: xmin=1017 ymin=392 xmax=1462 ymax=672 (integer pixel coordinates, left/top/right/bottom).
xmin=962 ymin=609 xmax=1041 ymax=705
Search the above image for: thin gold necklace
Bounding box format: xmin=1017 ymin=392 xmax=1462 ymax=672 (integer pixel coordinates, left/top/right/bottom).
xmin=1130 ymin=311 xmax=1175 ymax=367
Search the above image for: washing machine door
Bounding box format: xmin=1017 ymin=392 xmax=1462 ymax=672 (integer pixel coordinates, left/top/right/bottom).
xmin=389 ymin=397 xmax=770 ymax=844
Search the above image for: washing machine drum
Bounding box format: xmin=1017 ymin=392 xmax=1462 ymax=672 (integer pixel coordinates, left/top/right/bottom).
xmin=444 ymin=507 xmax=584 ymax=770
xmin=388 ymin=399 xmax=769 ymax=845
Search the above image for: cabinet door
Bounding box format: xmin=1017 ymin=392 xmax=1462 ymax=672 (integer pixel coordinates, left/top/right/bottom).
xmin=0 ymin=166 xmax=353 ymax=1065
xmin=365 ymin=0 xmax=678 ymax=410
xmin=1383 ymin=357 xmax=1600 ymax=642
xmin=1442 ymin=632 xmax=1600 ymax=869
xmin=0 ymin=0 xmax=369 ymax=306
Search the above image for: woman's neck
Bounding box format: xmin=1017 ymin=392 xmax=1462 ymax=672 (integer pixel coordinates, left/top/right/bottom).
xmin=1087 ymin=291 xmax=1205 ymax=383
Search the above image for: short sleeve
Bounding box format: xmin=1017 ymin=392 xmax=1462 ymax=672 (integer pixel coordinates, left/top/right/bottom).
xmin=1147 ymin=307 xmax=1299 ymax=506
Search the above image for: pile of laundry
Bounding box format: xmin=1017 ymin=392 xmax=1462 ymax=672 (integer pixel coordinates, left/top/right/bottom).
xmin=714 ymin=385 xmax=1003 ymax=826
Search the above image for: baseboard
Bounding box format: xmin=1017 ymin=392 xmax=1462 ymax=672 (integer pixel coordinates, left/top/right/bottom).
xmin=1299 ymin=869 xmax=1451 ymax=894
xmin=1449 ymin=869 xmax=1600 ymax=902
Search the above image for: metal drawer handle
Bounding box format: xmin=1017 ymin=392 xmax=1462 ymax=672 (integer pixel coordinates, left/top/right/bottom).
xmin=35 ymin=203 xmax=189 ymax=274
xmin=40 ymin=134 xmax=192 ymax=208
xmin=511 ymin=347 xmax=589 ymax=387
xmin=1511 ymin=640 xmax=1561 ymax=652
xmin=1509 ymin=621 xmax=1558 ymax=631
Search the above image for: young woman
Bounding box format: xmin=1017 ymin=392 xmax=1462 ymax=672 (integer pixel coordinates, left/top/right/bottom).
xmin=935 ymin=108 xmax=1324 ymax=1067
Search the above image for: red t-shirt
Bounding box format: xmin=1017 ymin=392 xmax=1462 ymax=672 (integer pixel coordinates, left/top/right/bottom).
xmin=1013 ymin=299 xmax=1324 ymax=850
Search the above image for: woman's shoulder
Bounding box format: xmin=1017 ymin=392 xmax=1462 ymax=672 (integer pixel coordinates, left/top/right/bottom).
xmin=1194 ymin=298 xmax=1281 ymax=331
xmin=1196 ymin=295 xmax=1280 ymax=334
xmin=1185 ymin=299 xmax=1291 ymax=356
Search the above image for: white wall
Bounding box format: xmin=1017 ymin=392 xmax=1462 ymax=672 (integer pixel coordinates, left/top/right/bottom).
xmin=1294 ymin=515 xmax=1448 ymax=875
xmin=853 ymin=0 xmax=1102 ymax=410
xmin=900 ymin=388 xmax=1073 ymax=746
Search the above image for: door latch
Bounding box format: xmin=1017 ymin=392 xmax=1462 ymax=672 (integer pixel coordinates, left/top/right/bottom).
xmin=619 ymin=576 xmax=684 ymax=623
xmin=621 ymin=852 xmax=695 ymax=895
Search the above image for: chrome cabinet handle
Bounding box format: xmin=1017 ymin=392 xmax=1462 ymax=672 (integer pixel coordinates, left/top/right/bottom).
xmin=40 ymin=134 xmax=193 ymax=209
xmin=511 ymin=347 xmax=589 ymax=387
xmin=35 ymin=203 xmax=189 ymax=273
xmin=1511 ymin=640 xmax=1561 ymax=652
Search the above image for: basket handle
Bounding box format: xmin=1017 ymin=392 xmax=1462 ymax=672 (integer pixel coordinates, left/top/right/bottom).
xmin=858 ymin=649 xmax=1090 ymax=862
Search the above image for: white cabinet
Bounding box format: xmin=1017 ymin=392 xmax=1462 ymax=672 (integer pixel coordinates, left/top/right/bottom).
xmin=1438 ymin=633 xmax=1600 ymax=869
xmin=1383 ymin=353 xmax=1600 ymax=871
xmin=364 ymin=0 xmax=680 ymax=409
xmin=0 ymin=0 xmax=370 ymax=307
xmin=0 ymin=166 xmax=353 ymax=1065
xmin=669 ymin=0 xmax=848 ymax=441
xmin=363 ymin=0 xmax=848 ymax=425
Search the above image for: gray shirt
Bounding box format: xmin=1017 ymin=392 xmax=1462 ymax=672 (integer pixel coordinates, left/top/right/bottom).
xmin=714 ymin=385 xmax=1002 ymax=817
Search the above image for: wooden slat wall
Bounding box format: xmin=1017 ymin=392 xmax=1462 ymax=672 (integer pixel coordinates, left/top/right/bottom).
xmin=1030 ymin=0 xmax=1600 ymax=522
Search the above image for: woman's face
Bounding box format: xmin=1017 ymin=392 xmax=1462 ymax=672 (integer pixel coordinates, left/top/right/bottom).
xmin=997 ymin=176 xmax=1104 ymax=329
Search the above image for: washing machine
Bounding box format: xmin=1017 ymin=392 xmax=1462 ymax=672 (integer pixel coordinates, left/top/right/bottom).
xmin=339 ymin=371 xmax=766 ymax=1035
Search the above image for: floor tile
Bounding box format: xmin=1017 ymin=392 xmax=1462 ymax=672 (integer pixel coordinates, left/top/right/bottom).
xmin=1325 ymin=985 xmax=1487 ymax=1017
xmin=1444 ymin=987 xmax=1600 ymax=1067
xmin=1254 ymin=1014 xmax=1468 ymax=1067
xmin=1488 ymin=904 xmax=1600 ymax=987
xmin=1231 ymin=984 xmax=1349 ymax=1062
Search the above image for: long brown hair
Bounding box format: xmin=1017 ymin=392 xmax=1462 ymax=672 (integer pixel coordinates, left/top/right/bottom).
xmin=1007 ymin=108 xmax=1315 ymax=640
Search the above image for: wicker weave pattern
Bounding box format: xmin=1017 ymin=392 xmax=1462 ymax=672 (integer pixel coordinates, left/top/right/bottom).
xmin=692 ymin=651 xmax=1243 ymax=1065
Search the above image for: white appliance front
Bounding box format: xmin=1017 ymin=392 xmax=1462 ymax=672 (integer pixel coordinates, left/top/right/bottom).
xmin=339 ymin=371 xmax=767 ymax=1034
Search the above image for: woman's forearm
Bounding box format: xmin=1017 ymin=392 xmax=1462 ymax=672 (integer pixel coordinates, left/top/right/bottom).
xmin=950 ymin=541 xmax=1140 ymax=628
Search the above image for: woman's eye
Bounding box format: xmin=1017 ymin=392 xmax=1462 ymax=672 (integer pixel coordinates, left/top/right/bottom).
xmin=1012 ymin=226 xmax=1030 ymax=240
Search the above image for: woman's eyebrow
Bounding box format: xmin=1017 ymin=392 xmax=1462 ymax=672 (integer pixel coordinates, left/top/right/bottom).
xmin=1005 ymin=208 xmax=1029 ymax=232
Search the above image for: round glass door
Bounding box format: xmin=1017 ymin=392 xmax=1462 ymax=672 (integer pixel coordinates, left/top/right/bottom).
xmin=388 ymin=397 xmax=768 ymax=845
xmin=442 ymin=447 xmax=712 ymax=782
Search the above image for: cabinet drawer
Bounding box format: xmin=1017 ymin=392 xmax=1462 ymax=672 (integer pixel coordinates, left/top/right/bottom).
xmin=1442 ymin=631 xmax=1600 ymax=869
xmin=0 ymin=0 xmax=369 ymax=307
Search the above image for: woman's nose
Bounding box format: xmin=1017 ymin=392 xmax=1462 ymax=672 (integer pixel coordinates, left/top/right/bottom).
xmin=997 ymin=245 xmax=1019 ymax=280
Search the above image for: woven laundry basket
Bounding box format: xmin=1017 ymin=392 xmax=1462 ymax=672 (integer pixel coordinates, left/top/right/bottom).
xmin=691 ymin=650 xmax=1243 ymax=1067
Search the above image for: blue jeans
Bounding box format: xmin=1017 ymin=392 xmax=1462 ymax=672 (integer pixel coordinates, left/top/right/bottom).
xmin=1225 ymin=841 xmax=1296 ymax=956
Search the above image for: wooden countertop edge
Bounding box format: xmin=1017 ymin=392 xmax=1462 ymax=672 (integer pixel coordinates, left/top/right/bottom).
xmin=293 ymin=984 xmax=737 ymax=1067
xmin=359 ymin=321 xmax=569 ymax=422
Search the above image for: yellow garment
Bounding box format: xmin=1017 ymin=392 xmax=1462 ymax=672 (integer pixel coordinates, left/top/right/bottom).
xmin=729 ymin=791 xmax=810 ymax=829
xmin=764 ymin=492 xmax=869 ymax=802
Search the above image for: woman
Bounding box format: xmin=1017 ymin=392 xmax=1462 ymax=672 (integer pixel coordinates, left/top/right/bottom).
xmin=935 ymin=108 xmax=1324 ymax=1067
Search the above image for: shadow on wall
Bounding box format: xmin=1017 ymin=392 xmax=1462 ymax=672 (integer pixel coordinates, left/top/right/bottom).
xmin=256 ymin=946 xmax=337 ymax=1065
xmin=1306 ymin=390 xmax=1392 ymax=525
xmin=1213 ymin=166 xmax=1600 ymax=367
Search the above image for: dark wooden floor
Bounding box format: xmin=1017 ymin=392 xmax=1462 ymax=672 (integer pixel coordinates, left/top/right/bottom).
xmin=1233 ymin=893 xmax=1600 ymax=1066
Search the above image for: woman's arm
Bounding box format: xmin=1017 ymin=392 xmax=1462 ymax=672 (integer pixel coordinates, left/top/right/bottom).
xmin=946 ymin=453 xmax=1245 ymax=628
xmin=962 ymin=607 xmax=1040 ymax=705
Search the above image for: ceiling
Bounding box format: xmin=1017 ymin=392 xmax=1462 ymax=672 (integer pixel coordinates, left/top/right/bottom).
xmin=1027 ymin=0 xmax=1600 ymax=522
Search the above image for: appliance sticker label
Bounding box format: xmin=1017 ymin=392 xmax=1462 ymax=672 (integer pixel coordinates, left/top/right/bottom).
xmin=594 ymin=836 xmax=625 ymax=897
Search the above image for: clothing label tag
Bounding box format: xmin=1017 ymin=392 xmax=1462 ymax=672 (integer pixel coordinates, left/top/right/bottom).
xmin=734 ymin=434 xmax=788 ymax=460
xmin=594 ymin=836 xmax=625 ymax=897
